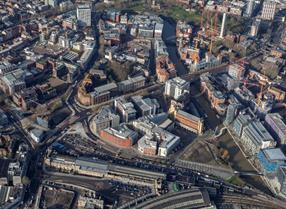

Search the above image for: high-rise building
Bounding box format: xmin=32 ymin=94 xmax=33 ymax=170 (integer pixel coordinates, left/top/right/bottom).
xmin=45 ymin=0 xmax=60 ymax=7
xmin=261 ymin=0 xmax=276 ymax=20
xmin=250 ymin=19 xmax=261 ymax=37
xmin=77 ymin=4 xmax=92 ymax=27
xmin=220 ymin=13 xmax=227 ymax=38
xmin=164 ymin=77 xmax=189 ymax=100
xmin=245 ymin=0 xmax=255 ymax=17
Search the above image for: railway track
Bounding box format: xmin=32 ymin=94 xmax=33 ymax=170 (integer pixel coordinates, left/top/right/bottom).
xmin=216 ymin=194 xmax=286 ymax=209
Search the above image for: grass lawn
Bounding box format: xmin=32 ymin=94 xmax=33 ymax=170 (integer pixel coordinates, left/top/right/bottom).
xmin=227 ymin=176 xmax=245 ymax=187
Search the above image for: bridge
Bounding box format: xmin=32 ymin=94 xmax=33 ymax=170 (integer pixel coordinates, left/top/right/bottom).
xmin=175 ymin=159 xmax=234 ymax=179
xmin=233 ymin=170 xmax=264 ymax=176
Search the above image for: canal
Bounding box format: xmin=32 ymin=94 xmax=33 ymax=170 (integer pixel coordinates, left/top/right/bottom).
xmin=162 ymin=18 xmax=188 ymax=76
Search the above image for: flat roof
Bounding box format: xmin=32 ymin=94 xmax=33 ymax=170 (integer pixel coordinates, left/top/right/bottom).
xmin=109 ymin=165 xmax=166 ymax=179
xmin=177 ymin=110 xmax=201 ymax=122
xmin=76 ymin=157 xmax=108 ymax=171
xmin=263 ymin=148 xmax=286 ymax=161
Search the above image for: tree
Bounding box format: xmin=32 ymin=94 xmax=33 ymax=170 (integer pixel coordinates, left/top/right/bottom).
xmin=22 ymin=176 xmax=31 ymax=185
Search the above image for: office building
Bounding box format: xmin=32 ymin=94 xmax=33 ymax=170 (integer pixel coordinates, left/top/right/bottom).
xmin=257 ymin=148 xmax=286 ymax=175
xmin=250 ymin=19 xmax=261 ymax=37
xmin=99 ymin=124 xmax=138 ymax=148
xmin=232 ymin=112 xmax=252 ymax=137
xmin=241 ymin=121 xmax=275 ymax=155
xmin=90 ymin=83 xmax=117 ymax=105
xmin=224 ymin=104 xmax=240 ymax=126
xmin=0 ymin=69 xmax=26 ymax=96
xmin=165 ymin=77 xmax=189 ymax=100
xmin=174 ymin=110 xmax=204 ymax=134
xmin=156 ymin=56 xmax=176 ymax=83
xmin=118 ymin=76 xmax=146 ymax=93
xmin=137 ymin=135 xmax=158 ymax=156
xmin=228 ymin=63 xmax=245 ymax=80
xmin=77 ymin=4 xmax=92 ymax=27
xmin=155 ymin=127 xmax=180 ymax=157
xmin=245 ymin=0 xmax=255 ymax=17
xmin=265 ymin=113 xmax=286 ymax=145
xmin=261 ymin=0 xmax=276 ymax=20
xmin=114 ymin=98 xmax=136 ymax=123
xmin=131 ymin=96 xmax=159 ymax=117
xmin=278 ymin=166 xmax=286 ymax=196
xmin=90 ymin=107 xmax=120 ymax=134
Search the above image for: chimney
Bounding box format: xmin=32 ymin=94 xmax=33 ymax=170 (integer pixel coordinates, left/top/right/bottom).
xmin=220 ymin=13 xmax=227 ymax=39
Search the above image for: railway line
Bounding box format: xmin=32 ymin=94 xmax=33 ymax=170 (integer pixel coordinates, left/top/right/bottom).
xmin=217 ymin=194 xmax=286 ymax=209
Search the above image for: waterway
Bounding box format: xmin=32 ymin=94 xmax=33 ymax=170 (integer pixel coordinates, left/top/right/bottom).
xmin=161 ymin=18 xmax=188 ymax=76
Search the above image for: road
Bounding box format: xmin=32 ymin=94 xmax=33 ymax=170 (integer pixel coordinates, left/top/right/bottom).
xmin=7 ymin=5 xmax=279 ymax=208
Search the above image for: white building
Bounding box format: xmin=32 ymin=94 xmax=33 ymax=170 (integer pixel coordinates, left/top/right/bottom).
xmin=261 ymin=0 xmax=276 ymax=20
xmin=245 ymin=0 xmax=255 ymax=17
xmin=30 ymin=129 xmax=44 ymax=143
xmin=155 ymin=127 xmax=180 ymax=157
xmin=91 ymin=107 xmax=120 ymax=134
xmin=165 ymin=77 xmax=189 ymax=100
xmin=114 ymin=97 xmax=137 ymax=123
xmin=77 ymin=4 xmax=92 ymax=27
xmin=45 ymin=0 xmax=59 ymax=7
xmin=241 ymin=121 xmax=275 ymax=155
